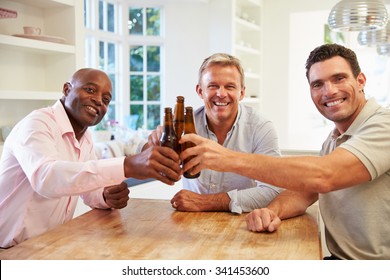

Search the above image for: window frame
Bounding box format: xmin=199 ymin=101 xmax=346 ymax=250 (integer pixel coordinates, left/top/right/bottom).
xmin=84 ymin=0 xmax=164 ymax=131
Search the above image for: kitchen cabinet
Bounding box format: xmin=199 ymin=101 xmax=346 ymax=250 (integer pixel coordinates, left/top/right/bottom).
xmin=0 ymin=0 xmax=84 ymax=153
xmin=209 ymin=0 xmax=263 ymax=109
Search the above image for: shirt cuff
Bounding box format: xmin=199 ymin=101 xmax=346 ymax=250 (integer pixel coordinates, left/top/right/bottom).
xmin=227 ymin=189 xmax=243 ymax=214
xmin=136 ymin=139 xmax=148 ymax=154
xmin=97 ymin=156 xmax=127 ymax=185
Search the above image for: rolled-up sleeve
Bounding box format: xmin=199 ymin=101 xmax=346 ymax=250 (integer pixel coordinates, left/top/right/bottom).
xmin=227 ymin=184 xmax=283 ymax=214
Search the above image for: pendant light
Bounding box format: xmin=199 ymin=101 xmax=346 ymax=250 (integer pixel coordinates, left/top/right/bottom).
xmin=357 ymin=21 xmax=390 ymax=46
xmin=377 ymin=44 xmax=390 ymax=55
xmin=328 ymin=0 xmax=389 ymax=32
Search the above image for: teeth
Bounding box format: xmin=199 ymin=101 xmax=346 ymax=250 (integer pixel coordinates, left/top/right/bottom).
xmin=215 ymin=102 xmax=228 ymax=106
xmin=326 ymin=99 xmax=343 ymax=107
xmin=86 ymin=106 xmax=98 ymax=115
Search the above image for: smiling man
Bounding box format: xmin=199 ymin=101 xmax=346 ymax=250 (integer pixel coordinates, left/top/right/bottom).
xmin=147 ymin=53 xmax=282 ymax=213
xmin=179 ymin=44 xmax=390 ymax=259
xmin=0 ymin=68 xmax=181 ymax=249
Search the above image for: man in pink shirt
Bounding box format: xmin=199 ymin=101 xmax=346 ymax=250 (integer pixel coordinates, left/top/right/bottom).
xmin=0 ymin=68 xmax=181 ymax=248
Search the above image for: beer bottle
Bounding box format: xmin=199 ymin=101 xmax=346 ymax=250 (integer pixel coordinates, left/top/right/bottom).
xmin=160 ymin=107 xmax=179 ymax=153
xmin=181 ymin=106 xmax=200 ymax=179
xmin=174 ymin=96 xmax=185 ymax=152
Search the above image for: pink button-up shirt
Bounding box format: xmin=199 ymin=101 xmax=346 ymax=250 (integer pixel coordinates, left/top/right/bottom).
xmin=0 ymin=101 xmax=126 ymax=248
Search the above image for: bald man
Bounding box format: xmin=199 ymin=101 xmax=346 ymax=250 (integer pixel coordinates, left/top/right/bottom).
xmin=0 ymin=68 xmax=181 ymax=248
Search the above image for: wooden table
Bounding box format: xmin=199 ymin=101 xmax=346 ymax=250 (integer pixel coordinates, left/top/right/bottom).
xmin=0 ymin=198 xmax=321 ymax=260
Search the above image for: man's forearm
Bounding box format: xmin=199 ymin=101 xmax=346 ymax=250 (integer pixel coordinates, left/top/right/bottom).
xmin=267 ymin=190 xmax=318 ymax=220
xmin=202 ymin=192 xmax=231 ymax=212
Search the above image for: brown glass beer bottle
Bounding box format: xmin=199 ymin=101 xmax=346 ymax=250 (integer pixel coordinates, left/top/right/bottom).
xmin=174 ymin=96 xmax=185 ymax=153
xmin=181 ymin=106 xmax=200 ymax=179
xmin=160 ymin=107 xmax=179 ymax=153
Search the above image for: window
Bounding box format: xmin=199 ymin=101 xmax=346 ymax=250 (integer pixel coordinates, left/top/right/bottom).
xmin=84 ymin=0 xmax=163 ymax=131
xmin=128 ymin=7 xmax=162 ymax=130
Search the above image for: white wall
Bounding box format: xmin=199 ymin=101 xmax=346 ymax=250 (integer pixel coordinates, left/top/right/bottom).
xmin=164 ymin=1 xmax=209 ymax=110
xmin=261 ymin=0 xmax=340 ymax=150
xmin=262 ymin=0 xmax=390 ymax=150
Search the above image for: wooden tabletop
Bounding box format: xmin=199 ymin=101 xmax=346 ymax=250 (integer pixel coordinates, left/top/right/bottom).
xmin=0 ymin=198 xmax=321 ymax=260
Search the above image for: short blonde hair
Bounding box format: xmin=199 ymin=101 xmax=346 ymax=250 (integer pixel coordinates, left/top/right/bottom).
xmin=198 ymin=53 xmax=245 ymax=88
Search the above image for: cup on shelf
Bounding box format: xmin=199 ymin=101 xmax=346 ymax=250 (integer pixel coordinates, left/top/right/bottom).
xmin=23 ymin=26 xmax=41 ymax=36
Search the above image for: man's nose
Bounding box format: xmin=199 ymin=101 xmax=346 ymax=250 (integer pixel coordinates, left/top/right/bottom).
xmin=323 ymin=82 xmax=337 ymax=97
xmin=216 ymin=87 xmax=228 ymax=98
xmin=91 ymin=94 xmax=103 ymax=105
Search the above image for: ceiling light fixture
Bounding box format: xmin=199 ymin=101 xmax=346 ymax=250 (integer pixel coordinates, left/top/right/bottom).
xmin=328 ymin=0 xmax=389 ymax=32
xmin=357 ymin=22 xmax=390 ymax=45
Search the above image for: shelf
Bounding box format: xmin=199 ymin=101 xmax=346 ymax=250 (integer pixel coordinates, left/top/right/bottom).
xmin=12 ymin=0 xmax=74 ymax=8
xmin=235 ymin=17 xmax=260 ymax=30
xmin=242 ymin=97 xmax=260 ymax=103
xmin=0 ymin=34 xmax=74 ymax=54
xmin=0 ymin=90 xmax=62 ymax=100
xmin=245 ymin=72 xmax=260 ymax=79
xmin=243 ymin=0 xmax=261 ymax=6
xmin=234 ymin=44 xmax=261 ymax=55
xmin=0 ymin=7 xmax=17 ymax=18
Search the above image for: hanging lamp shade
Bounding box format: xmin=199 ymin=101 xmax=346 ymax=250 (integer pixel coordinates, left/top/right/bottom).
xmin=357 ymin=21 xmax=390 ymax=45
xmin=377 ymin=44 xmax=390 ymax=55
xmin=328 ymin=0 xmax=389 ymax=32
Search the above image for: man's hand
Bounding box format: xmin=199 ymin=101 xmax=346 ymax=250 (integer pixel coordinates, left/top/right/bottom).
xmin=124 ymin=145 xmax=182 ymax=185
xmin=148 ymin=125 xmax=163 ymax=146
xmin=179 ymin=134 xmax=236 ymax=176
xmin=245 ymin=208 xmax=281 ymax=232
xmin=170 ymin=189 xmax=230 ymax=212
xmin=103 ymin=181 xmax=129 ymax=209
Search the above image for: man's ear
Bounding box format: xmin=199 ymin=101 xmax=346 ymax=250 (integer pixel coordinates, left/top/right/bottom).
xmin=196 ymin=84 xmax=204 ymax=99
xmin=239 ymin=86 xmax=246 ymax=101
xmin=63 ymin=82 xmax=72 ymax=96
xmin=357 ymin=72 xmax=366 ymax=92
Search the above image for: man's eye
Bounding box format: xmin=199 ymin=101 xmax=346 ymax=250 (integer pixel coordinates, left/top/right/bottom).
xmin=103 ymin=97 xmax=111 ymax=105
xmin=312 ymin=83 xmax=321 ymax=89
xmin=85 ymin=87 xmax=96 ymax=93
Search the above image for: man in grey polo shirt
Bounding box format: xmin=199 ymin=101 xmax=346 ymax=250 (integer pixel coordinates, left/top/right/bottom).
xmin=180 ymin=44 xmax=390 ymax=259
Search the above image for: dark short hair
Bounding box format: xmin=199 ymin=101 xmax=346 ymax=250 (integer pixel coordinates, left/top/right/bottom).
xmin=305 ymin=44 xmax=361 ymax=81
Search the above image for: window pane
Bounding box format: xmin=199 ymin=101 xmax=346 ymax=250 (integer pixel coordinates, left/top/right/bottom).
xmin=130 ymin=46 xmax=143 ymax=72
xmin=108 ymin=43 xmax=115 ymax=72
xmin=109 ymin=74 xmax=116 ymax=102
xmin=130 ymin=75 xmax=143 ymax=101
xmin=129 ymin=8 xmax=143 ymax=35
xmin=99 ymin=0 xmax=104 ymax=30
xmin=130 ymin=104 xmax=144 ymax=129
xmin=107 ymin=104 xmax=116 ymax=121
xmin=84 ymin=0 xmax=87 ymax=27
xmin=99 ymin=41 xmax=105 ymax=69
xmin=146 ymin=8 xmax=160 ymax=36
xmin=147 ymin=75 xmax=160 ymax=101
xmin=147 ymin=104 xmax=160 ymax=129
xmin=107 ymin=3 xmax=115 ymax=32
xmin=147 ymin=46 xmax=160 ymax=72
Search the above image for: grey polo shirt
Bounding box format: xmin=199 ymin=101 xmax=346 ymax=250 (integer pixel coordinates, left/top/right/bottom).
xmin=320 ymin=98 xmax=390 ymax=259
